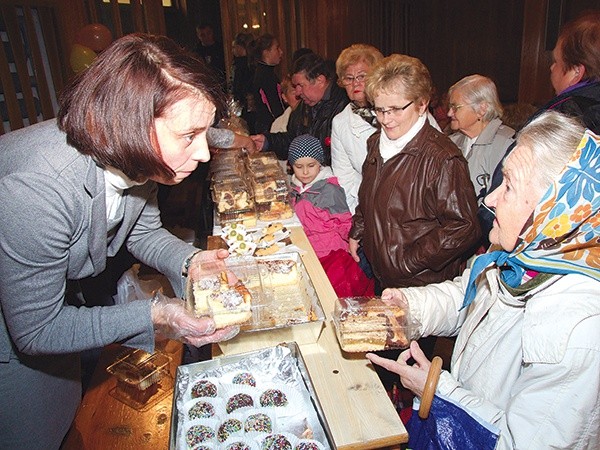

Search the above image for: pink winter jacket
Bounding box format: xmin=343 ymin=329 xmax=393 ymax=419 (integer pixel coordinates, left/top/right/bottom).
xmin=290 ymin=167 xmax=353 ymax=258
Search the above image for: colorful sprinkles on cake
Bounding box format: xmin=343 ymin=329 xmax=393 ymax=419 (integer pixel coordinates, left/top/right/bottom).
xmin=225 ymin=442 xmax=252 ymax=450
xmin=244 ymin=413 xmax=273 ymax=433
xmin=217 ymin=418 xmax=243 ymax=442
xmin=261 ymin=433 xmax=292 ymax=450
xmin=259 ymin=388 xmax=288 ymax=407
xmin=191 ymin=379 xmax=218 ymax=398
xmin=295 ymin=442 xmax=320 ymax=450
xmin=225 ymin=393 xmax=254 ymax=413
xmin=188 ymin=400 xmax=216 ymax=419
xmin=185 ymin=424 xmax=215 ymax=447
xmin=232 ymin=372 xmax=256 ymax=387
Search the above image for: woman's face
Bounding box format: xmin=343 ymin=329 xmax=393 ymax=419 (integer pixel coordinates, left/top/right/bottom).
xmin=341 ymin=60 xmax=371 ymax=106
xmin=550 ymin=39 xmax=580 ymax=95
xmin=263 ymin=40 xmax=283 ymax=66
xmin=373 ymin=89 xmax=426 ymax=141
xmin=484 ymin=144 xmax=545 ymax=251
xmin=447 ymin=90 xmax=482 ymax=137
xmin=152 ymin=94 xmax=216 ymax=185
xmin=292 ymin=157 xmax=321 ymax=185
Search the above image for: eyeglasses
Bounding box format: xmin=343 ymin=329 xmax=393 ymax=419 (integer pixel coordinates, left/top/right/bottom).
xmin=372 ymin=101 xmax=414 ymax=117
xmin=340 ymin=73 xmax=367 ymax=86
xmin=448 ymin=103 xmax=470 ymax=113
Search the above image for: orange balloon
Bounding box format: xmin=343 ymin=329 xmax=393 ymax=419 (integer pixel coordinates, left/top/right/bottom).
xmin=70 ymin=44 xmax=97 ymax=73
xmin=75 ymin=23 xmax=113 ymax=52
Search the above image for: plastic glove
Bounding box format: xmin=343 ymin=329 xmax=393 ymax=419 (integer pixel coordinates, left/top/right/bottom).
xmin=150 ymin=292 xmax=239 ymax=347
xmin=186 ymin=248 xmax=234 ymax=282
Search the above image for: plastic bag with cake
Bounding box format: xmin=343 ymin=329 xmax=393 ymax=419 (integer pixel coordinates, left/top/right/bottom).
xmin=332 ymin=297 xmax=419 ymax=352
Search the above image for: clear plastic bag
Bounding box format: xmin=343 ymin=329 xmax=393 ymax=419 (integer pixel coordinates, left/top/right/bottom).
xmin=113 ymin=264 xmax=163 ymax=304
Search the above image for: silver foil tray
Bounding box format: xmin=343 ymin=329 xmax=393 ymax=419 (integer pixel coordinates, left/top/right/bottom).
xmin=169 ymin=342 xmax=336 ymax=449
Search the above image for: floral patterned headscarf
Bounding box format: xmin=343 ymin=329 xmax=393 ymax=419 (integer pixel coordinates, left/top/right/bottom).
xmin=463 ymin=130 xmax=600 ymax=308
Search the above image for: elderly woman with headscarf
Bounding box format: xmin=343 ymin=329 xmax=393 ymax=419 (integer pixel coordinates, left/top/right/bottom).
xmin=368 ymin=110 xmax=600 ymax=449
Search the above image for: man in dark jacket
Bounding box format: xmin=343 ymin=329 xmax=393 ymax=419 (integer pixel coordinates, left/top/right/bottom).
xmin=251 ymin=53 xmax=349 ymax=165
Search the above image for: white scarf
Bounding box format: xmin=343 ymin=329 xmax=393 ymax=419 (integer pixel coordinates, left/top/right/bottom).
xmin=379 ymin=115 xmax=427 ymax=163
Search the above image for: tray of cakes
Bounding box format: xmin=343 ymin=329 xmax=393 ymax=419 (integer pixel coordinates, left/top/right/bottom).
xmin=332 ymin=297 xmax=415 ymax=353
xmin=170 ymin=342 xmax=334 ymax=450
xmin=215 ymin=223 xmax=295 ymax=258
xmin=217 ymin=252 xmax=325 ymax=355
xmin=212 ymin=179 xmax=258 ymax=228
xmin=185 ymin=250 xmax=325 ymax=356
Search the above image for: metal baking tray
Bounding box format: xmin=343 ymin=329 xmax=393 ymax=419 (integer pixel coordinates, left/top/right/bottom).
xmin=169 ymin=342 xmax=336 ymax=449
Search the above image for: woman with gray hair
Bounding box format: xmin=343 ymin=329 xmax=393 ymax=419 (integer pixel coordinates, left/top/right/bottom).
xmin=368 ymin=110 xmax=600 ymax=449
xmin=447 ymin=75 xmax=515 ymax=206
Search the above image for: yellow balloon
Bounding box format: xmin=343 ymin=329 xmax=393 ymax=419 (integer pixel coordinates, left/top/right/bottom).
xmin=70 ymin=44 xmax=97 ymax=73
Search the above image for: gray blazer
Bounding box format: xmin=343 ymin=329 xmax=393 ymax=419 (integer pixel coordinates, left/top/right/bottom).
xmin=0 ymin=120 xmax=196 ymax=449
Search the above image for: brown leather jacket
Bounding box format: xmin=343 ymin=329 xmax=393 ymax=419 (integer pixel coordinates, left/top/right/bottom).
xmin=349 ymin=124 xmax=481 ymax=289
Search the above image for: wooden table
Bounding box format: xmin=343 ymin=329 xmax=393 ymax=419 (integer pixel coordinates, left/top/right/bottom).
xmin=264 ymin=227 xmax=409 ymax=449
xmin=62 ymin=340 xmax=183 ymax=450
xmin=63 ymin=227 xmax=408 ymax=449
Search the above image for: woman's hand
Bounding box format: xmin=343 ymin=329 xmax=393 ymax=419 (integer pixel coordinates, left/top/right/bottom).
xmin=150 ymin=292 xmax=239 ymax=347
xmin=381 ymin=288 xmax=409 ymax=309
xmin=187 ymin=249 xmax=230 ymax=281
xmin=366 ymin=341 xmax=431 ymax=397
xmin=349 ymin=238 xmax=360 ymax=262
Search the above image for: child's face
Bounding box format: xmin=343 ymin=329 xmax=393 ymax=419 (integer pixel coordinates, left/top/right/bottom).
xmin=292 ymin=157 xmax=321 ymax=185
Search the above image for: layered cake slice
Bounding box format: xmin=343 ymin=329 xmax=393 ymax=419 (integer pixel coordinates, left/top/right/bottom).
xmin=334 ymin=298 xmax=410 ymax=352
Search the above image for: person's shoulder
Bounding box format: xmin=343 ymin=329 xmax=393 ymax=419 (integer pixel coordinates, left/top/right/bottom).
xmin=418 ymin=124 xmax=462 ymax=159
xmin=332 ymin=103 xmax=353 ymax=124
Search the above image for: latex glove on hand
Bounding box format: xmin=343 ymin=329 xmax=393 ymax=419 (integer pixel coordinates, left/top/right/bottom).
xmin=151 ymin=292 xmax=239 ymax=347
xmin=186 ymin=249 xmax=231 ymax=281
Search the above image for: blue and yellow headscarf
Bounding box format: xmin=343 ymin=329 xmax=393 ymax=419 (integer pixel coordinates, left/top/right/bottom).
xmin=463 ymin=130 xmax=600 ymax=308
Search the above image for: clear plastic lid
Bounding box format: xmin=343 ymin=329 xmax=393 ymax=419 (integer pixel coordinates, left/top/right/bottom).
xmin=106 ymin=348 xmax=171 ymax=391
xmin=212 ymin=182 xmax=254 ymax=213
xmin=332 ymin=297 xmax=413 ymax=352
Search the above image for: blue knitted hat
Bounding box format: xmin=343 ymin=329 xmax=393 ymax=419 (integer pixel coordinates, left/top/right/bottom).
xmin=288 ymin=134 xmax=324 ymax=165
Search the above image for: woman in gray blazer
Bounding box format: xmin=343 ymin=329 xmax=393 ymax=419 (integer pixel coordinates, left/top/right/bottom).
xmin=0 ymin=34 xmax=238 ymax=449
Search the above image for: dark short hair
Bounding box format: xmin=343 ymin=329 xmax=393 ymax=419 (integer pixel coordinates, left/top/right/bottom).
xmin=559 ymin=11 xmax=600 ymax=81
xmin=291 ymin=47 xmax=314 ymax=65
xmin=292 ymin=53 xmax=335 ymax=82
xmin=58 ymin=33 xmax=225 ymax=182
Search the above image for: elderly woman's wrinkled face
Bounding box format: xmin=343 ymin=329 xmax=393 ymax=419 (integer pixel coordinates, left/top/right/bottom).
xmin=485 ymin=144 xmax=546 ymax=251
xmin=447 ymin=90 xmax=483 ymax=138
xmin=373 ymin=89 xmax=427 ymax=140
xmin=341 ymin=60 xmax=371 ymax=106
xmin=152 ymin=94 xmax=216 ymax=185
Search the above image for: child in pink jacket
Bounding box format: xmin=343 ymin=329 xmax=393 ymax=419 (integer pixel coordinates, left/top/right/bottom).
xmin=289 ymin=134 xmax=373 ymax=296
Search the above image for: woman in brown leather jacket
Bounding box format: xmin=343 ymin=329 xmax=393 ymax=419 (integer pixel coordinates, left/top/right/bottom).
xmin=348 ymin=54 xmax=480 ymax=379
xmin=349 ymin=54 xmax=480 ymax=292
